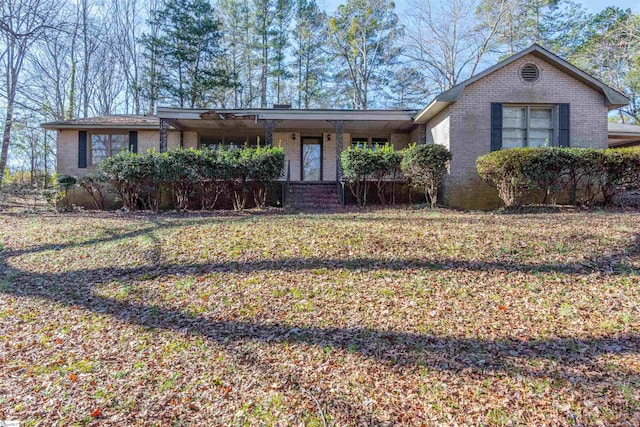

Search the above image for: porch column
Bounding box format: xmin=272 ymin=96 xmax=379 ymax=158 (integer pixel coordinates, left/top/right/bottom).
xmin=159 ymin=119 xmax=170 ymax=152
xmin=419 ymin=123 xmax=427 ymax=144
xmin=331 ymin=120 xmax=345 ymax=181
xmin=263 ymin=120 xmax=278 ymax=146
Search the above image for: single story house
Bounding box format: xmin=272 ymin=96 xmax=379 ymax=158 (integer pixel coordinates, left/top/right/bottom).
xmin=43 ymin=44 xmax=630 ymax=210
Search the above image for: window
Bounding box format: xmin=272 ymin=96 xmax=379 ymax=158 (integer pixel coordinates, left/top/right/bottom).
xmin=90 ymin=133 xmax=128 ymax=165
xmin=351 ymin=137 xmax=369 ymax=149
xmin=502 ymin=106 xmax=554 ymax=148
xmin=351 ymin=136 xmax=390 ymax=149
xmin=200 ymin=135 xmax=262 ymax=150
xmin=371 ymin=137 xmax=389 ymax=150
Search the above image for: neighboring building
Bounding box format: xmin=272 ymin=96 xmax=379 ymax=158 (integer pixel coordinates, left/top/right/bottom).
xmin=42 ymin=44 xmax=630 ymax=210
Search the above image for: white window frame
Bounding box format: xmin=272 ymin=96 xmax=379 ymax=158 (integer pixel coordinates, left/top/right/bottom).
xmin=502 ymin=104 xmax=557 ymax=148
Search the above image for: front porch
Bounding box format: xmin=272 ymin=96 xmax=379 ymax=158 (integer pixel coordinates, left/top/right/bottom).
xmin=157 ymin=107 xmax=424 ymax=184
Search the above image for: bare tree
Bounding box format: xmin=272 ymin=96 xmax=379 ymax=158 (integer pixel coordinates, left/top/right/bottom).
xmin=0 ymin=0 xmax=62 ymax=186
xmin=110 ymin=0 xmax=145 ymax=114
xmin=404 ymin=0 xmax=510 ymax=92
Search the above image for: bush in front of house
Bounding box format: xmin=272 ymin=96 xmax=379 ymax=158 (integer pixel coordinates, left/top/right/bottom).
xmin=401 ymin=144 xmax=453 ymax=209
xmin=341 ymin=146 xmax=378 ymax=207
xmin=341 ymin=144 xmax=404 ymax=207
xmin=476 ymin=148 xmax=536 ymax=208
xmin=96 ymin=146 xmax=285 ymax=212
xmin=476 ymin=147 xmax=640 ymax=208
xmin=99 ymin=151 xmax=161 ymax=211
xmin=157 ymin=149 xmax=200 ymax=210
xmin=371 ymin=144 xmax=403 ymax=205
xmin=247 ymin=145 xmax=286 ymax=209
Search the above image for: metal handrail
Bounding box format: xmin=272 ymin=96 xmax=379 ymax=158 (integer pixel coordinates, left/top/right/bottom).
xmin=282 ymin=160 xmax=291 ymax=207
xmin=336 ymin=157 xmax=345 ymax=206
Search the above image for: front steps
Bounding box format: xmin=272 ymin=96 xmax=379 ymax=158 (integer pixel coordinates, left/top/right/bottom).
xmin=286 ymin=183 xmax=344 ymax=212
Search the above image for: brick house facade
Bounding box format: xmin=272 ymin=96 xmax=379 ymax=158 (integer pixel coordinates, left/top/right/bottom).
xmin=43 ymin=45 xmax=629 ymax=210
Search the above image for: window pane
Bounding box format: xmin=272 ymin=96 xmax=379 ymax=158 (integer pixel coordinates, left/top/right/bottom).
xmin=503 ymin=107 xmax=526 ymax=128
xmin=201 ymin=137 xmax=222 ymax=150
xmin=530 ymin=108 xmax=552 ymax=128
xmin=371 ymin=137 xmax=389 ymax=151
xmin=529 ymin=129 xmax=553 ymax=147
xmin=351 ymin=137 xmax=368 ymax=149
xmin=225 ymin=136 xmax=246 ymax=150
xmin=302 ymin=142 xmax=321 ymax=181
xmin=503 ymin=137 xmax=526 ymax=149
xmin=110 ymin=134 xmax=128 ymax=156
xmin=502 ymin=128 xmax=526 ymax=139
xmin=91 ymin=134 xmax=109 ymax=165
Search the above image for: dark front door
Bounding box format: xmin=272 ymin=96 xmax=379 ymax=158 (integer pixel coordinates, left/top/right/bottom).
xmin=301 ymin=137 xmax=322 ymax=181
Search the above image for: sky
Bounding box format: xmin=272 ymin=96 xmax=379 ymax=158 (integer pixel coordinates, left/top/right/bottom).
xmin=319 ymin=0 xmax=640 ymax=15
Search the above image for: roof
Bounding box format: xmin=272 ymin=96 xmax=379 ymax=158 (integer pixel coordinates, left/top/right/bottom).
xmin=41 ymin=115 xmax=160 ymax=130
xmin=608 ymin=122 xmax=640 ymax=135
xmin=413 ymin=44 xmax=631 ymax=123
xmin=157 ymin=107 xmax=418 ymax=122
xmin=608 ymin=122 xmax=640 ymax=148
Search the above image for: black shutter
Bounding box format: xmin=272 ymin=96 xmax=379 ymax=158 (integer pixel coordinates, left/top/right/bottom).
xmin=490 ymin=103 xmax=503 ymax=151
xmin=78 ymin=131 xmax=87 ymax=168
xmin=129 ymin=130 xmax=138 ymax=153
xmin=558 ymin=104 xmax=570 ymax=147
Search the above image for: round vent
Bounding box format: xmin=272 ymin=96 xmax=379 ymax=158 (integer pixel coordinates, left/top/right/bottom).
xmin=521 ymin=64 xmax=539 ymax=82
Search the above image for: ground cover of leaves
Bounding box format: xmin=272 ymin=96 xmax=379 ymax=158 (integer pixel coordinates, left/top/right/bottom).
xmin=0 ymin=208 xmax=639 ymax=426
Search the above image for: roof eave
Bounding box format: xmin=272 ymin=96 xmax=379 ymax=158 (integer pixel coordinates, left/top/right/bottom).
xmin=41 ymin=123 xmax=161 ymax=130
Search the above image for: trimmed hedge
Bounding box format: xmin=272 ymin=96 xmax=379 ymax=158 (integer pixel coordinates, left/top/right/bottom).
xmin=477 ymin=147 xmax=640 ymax=208
xmin=401 ymin=144 xmax=452 ymax=209
xmin=95 ymin=146 xmax=284 ymax=211
xmin=340 ymin=143 xmax=450 ymax=207
xmin=341 ymin=144 xmax=403 ymax=207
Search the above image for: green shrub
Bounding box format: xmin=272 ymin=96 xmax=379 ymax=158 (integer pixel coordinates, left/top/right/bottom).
xmin=401 ymin=144 xmax=452 ymax=208
xmin=195 ymin=149 xmax=230 ymax=209
xmin=247 ymin=146 xmax=285 ymax=209
xmin=157 ymin=149 xmax=200 ymax=210
xmin=99 ymin=151 xmax=161 ymax=211
xmin=55 ymin=174 xmax=77 ymax=209
xmin=341 ymin=146 xmax=378 ymax=207
xmin=522 ymin=148 xmax=571 ymax=204
xmin=370 ymin=144 xmax=403 ymax=205
xmin=477 ymin=147 xmax=640 ymax=208
xmin=601 ymin=148 xmax=640 ymax=205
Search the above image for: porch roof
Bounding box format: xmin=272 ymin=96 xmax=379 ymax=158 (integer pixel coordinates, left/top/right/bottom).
xmin=608 ymin=122 xmax=640 ymax=148
xmin=157 ymin=107 xmax=419 ymax=133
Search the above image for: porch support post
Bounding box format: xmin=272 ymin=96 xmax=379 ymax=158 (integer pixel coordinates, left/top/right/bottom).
xmin=263 ymin=120 xmax=278 ymax=146
xmin=331 ymin=120 xmax=345 ymax=181
xmin=159 ymin=119 xmax=170 ymax=152
xmin=419 ymin=123 xmax=427 ymax=145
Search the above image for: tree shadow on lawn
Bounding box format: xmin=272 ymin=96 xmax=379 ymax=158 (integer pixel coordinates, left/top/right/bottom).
xmin=3 ymin=214 xmax=256 ymax=258
xmin=2 ymin=265 xmax=639 ymax=381
xmin=3 ymin=216 xmax=639 ymax=423
xmin=1 ymin=233 xmax=639 ymax=380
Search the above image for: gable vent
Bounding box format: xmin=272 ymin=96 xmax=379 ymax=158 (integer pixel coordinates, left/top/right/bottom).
xmin=521 ymin=64 xmax=539 ymax=82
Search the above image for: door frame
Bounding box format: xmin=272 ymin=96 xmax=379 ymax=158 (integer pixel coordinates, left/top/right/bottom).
xmin=300 ymin=136 xmax=323 ymax=181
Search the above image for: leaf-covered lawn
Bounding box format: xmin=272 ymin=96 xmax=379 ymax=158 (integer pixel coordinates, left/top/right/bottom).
xmin=0 ymin=208 xmax=639 ymax=426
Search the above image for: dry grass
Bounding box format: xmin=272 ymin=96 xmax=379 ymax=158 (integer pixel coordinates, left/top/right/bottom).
xmin=0 ymin=208 xmax=639 ymax=426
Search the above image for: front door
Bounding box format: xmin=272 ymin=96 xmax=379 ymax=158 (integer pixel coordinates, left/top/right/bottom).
xmin=301 ymin=137 xmax=322 ymax=181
